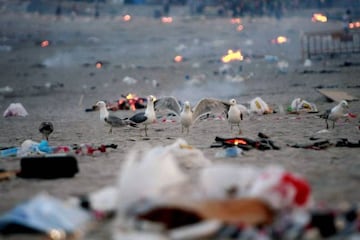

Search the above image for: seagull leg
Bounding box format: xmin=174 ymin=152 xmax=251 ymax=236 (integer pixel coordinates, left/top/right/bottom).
xmin=332 ymin=121 xmax=335 ymax=129
xmin=109 ymin=126 xmax=113 ymax=134
xmin=144 ymin=125 xmax=148 ymax=137
xmin=238 ymin=124 xmax=242 ymax=134
xmin=325 ymin=120 xmax=329 ymax=129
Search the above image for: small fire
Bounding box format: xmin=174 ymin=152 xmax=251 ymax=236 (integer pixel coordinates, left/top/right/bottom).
xmin=349 ymin=21 xmax=360 ymax=29
xmin=123 ymin=14 xmax=131 ymax=22
xmin=221 ymin=49 xmax=244 ymax=63
xmin=174 ymin=55 xmax=183 ymax=63
xmin=224 ymin=138 xmax=247 ymax=146
xmin=95 ymin=61 xmax=103 ymax=69
xmin=272 ymin=36 xmax=288 ymax=44
xmin=161 ymin=16 xmax=173 ymax=23
xmin=230 ymin=18 xmax=241 ymax=24
xmin=312 ymin=13 xmax=327 ymax=23
xmin=41 ymin=40 xmax=50 ymax=48
xmin=236 ymin=24 xmax=244 ymax=32
xmin=126 ymin=93 xmax=138 ymax=111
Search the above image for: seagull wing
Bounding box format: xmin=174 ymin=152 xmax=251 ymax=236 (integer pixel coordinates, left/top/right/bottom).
xmin=129 ymin=112 xmax=147 ymax=124
xmin=154 ymin=96 xmax=182 ymax=116
xmin=192 ymin=98 xmax=229 ymax=122
xmin=105 ymin=115 xmax=129 ymax=127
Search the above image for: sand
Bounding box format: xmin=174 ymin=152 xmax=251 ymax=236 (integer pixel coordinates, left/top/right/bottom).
xmin=0 ymin=3 xmax=359 ymax=239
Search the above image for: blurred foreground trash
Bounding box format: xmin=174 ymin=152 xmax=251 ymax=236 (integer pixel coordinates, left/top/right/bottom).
xmin=3 ymin=103 xmax=28 ymax=117
xmin=110 ymin=139 xmax=315 ymax=239
xmin=0 ymin=193 xmax=91 ymax=236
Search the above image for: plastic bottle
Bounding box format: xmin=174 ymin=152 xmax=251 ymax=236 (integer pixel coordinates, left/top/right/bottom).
xmin=0 ymin=147 xmax=19 ymax=157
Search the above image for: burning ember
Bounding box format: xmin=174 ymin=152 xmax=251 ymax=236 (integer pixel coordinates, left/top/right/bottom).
xmin=272 ymin=36 xmax=288 ymax=44
xmin=118 ymin=93 xmax=146 ymax=111
xmin=40 ymin=40 xmax=50 ymax=48
xmin=230 ymin=18 xmax=241 ymax=24
xmin=221 ymin=49 xmax=244 ymax=63
xmin=173 ymin=55 xmax=183 ymax=63
xmin=123 ymin=14 xmax=132 ymax=22
xmin=312 ymin=13 xmax=327 ymax=23
xmin=236 ymin=24 xmax=244 ymax=32
xmin=349 ymin=21 xmax=360 ymax=29
xmin=161 ymin=16 xmax=173 ymax=24
xmin=95 ymin=61 xmax=103 ymax=69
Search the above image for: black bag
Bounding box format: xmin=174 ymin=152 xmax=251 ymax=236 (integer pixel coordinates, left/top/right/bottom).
xmin=17 ymin=154 xmax=79 ymax=179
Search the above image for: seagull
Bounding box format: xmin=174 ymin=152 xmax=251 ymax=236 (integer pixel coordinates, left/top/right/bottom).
xmin=154 ymin=96 xmax=228 ymax=134
xmin=225 ymin=98 xmax=245 ymax=134
xmin=95 ymin=101 xmax=137 ymax=134
xmin=129 ymin=95 xmax=157 ymax=137
xmin=319 ymin=100 xmax=349 ymax=129
xmin=39 ymin=121 xmax=54 ymax=141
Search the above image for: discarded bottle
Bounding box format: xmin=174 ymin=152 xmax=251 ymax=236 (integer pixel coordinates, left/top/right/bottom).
xmin=0 ymin=147 xmax=18 ymax=157
xmin=215 ymin=147 xmax=243 ymax=158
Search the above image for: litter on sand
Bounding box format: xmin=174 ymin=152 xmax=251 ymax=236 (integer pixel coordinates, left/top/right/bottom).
xmin=316 ymin=88 xmax=359 ymax=102
xmin=3 ymin=103 xmax=28 ymax=117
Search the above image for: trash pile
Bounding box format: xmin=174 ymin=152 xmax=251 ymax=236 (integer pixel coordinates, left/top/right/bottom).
xmin=0 ymin=139 xmax=359 ymax=239
xmin=288 ymin=98 xmax=318 ymax=114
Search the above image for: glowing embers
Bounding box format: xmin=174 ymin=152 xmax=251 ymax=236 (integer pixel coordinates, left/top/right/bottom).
xmin=40 ymin=40 xmax=50 ymax=48
xmin=122 ymin=14 xmax=132 ymax=22
xmin=349 ymin=21 xmax=360 ymax=29
xmin=312 ymin=13 xmax=327 ymax=23
xmin=173 ymin=55 xmax=183 ymax=63
xmin=95 ymin=61 xmax=103 ymax=69
xmin=221 ymin=49 xmax=244 ymax=63
xmin=272 ymin=36 xmax=288 ymax=44
xmin=161 ymin=16 xmax=173 ymax=24
xmin=118 ymin=93 xmax=146 ymax=111
xmin=230 ymin=18 xmax=241 ymax=24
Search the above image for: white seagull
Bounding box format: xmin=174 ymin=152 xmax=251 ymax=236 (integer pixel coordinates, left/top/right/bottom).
xmin=225 ymin=98 xmax=246 ymax=134
xmin=154 ymin=96 xmax=228 ymax=134
xmin=129 ymin=95 xmax=157 ymax=137
xmin=95 ymin=101 xmax=137 ymax=134
xmin=320 ymin=100 xmax=349 ymax=129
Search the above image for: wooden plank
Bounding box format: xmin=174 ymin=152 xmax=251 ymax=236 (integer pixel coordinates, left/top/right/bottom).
xmin=316 ymin=88 xmax=359 ymax=102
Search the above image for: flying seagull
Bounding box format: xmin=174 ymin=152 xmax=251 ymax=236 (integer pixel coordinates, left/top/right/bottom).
xmin=95 ymin=101 xmax=137 ymax=134
xmin=154 ymin=96 xmax=228 ymax=134
xmin=39 ymin=121 xmax=54 ymax=141
xmin=129 ymin=95 xmax=157 ymax=137
xmin=319 ymin=100 xmax=349 ymax=129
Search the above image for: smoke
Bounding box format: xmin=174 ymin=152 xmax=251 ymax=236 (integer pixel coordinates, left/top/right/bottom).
xmin=43 ymin=53 xmax=74 ymax=67
xmin=171 ymin=80 xmax=243 ymax=103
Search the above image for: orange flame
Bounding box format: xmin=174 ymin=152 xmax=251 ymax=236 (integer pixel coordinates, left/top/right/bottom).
xmin=349 ymin=21 xmax=360 ymax=29
xmin=272 ymin=36 xmax=288 ymax=44
xmin=41 ymin=40 xmax=49 ymax=48
xmin=123 ymin=14 xmax=131 ymax=22
xmin=230 ymin=18 xmax=241 ymax=24
xmin=221 ymin=49 xmax=244 ymax=63
xmin=312 ymin=13 xmax=327 ymax=23
xmin=174 ymin=55 xmax=183 ymax=63
xmin=234 ymin=139 xmax=247 ymax=145
xmin=126 ymin=93 xmax=138 ymax=111
xmin=161 ymin=16 xmax=173 ymax=23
